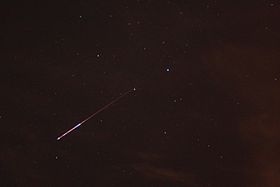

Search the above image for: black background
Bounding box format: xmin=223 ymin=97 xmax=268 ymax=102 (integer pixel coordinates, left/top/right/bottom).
xmin=1 ymin=1 xmax=280 ymax=186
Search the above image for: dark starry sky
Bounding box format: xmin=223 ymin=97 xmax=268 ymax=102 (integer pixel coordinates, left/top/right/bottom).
xmin=1 ymin=0 xmax=280 ymax=186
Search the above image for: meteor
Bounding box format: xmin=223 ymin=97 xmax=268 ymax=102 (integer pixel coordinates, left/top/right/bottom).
xmin=57 ymin=88 xmax=136 ymax=141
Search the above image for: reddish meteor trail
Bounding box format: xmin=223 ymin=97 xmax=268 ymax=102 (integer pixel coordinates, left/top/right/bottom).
xmin=57 ymin=88 xmax=136 ymax=141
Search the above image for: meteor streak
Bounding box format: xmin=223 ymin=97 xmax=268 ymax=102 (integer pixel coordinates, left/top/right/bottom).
xmin=57 ymin=88 xmax=135 ymax=141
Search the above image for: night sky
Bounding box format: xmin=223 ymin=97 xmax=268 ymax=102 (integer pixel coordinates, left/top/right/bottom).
xmin=1 ymin=1 xmax=280 ymax=186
